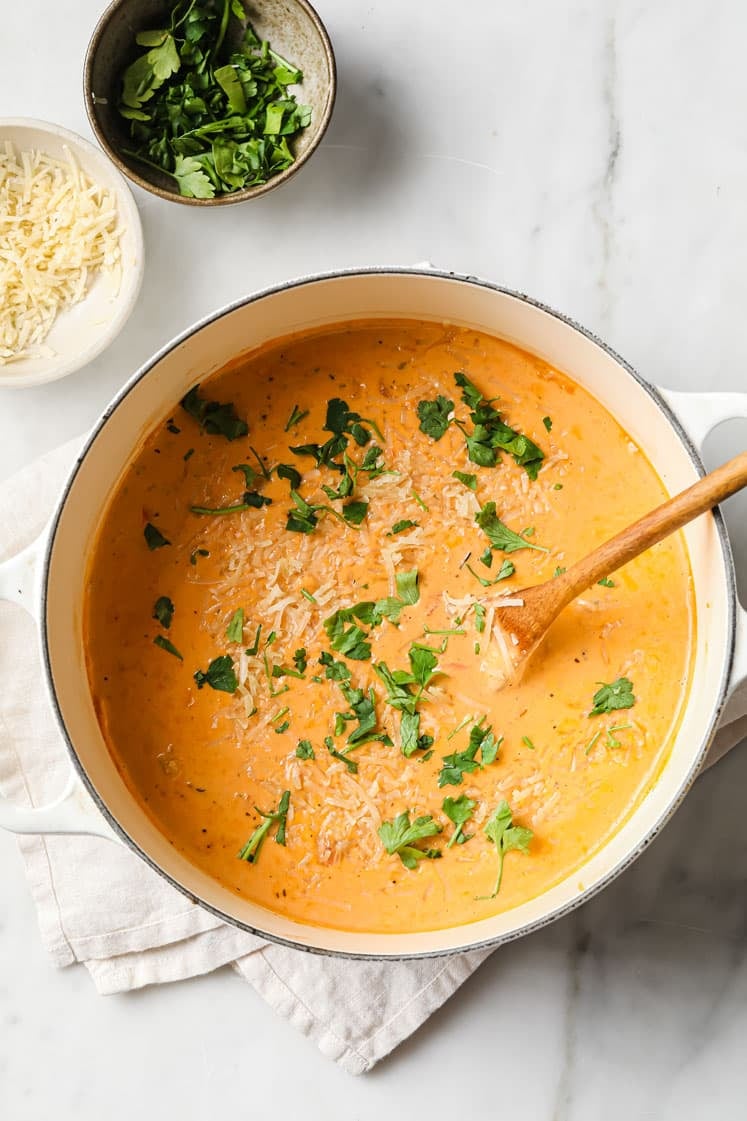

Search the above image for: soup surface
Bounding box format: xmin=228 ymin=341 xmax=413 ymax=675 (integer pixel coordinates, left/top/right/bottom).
xmin=85 ymin=320 xmax=694 ymax=933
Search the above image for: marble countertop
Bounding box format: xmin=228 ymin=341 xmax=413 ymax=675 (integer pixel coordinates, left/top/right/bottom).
xmin=2 ymin=0 xmax=747 ymax=1116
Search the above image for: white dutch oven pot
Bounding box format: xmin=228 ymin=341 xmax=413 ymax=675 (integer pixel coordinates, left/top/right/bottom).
xmin=1 ymin=269 xmax=746 ymax=958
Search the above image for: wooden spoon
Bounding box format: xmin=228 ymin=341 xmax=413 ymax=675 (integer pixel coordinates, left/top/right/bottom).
xmin=492 ymin=449 xmax=747 ymax=677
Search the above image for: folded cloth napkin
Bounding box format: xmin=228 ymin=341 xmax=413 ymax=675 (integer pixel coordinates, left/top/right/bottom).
xmin=1 ymin=439 xmax=746 ymax=1074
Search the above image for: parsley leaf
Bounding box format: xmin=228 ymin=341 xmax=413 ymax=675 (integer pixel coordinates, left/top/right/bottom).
xmin=144 ymin=522 xmax=170 ymax=550
xmin=387 ymin=519 xmax=419 ymax=536
xmin=438 ymin=720 xmax=500 ymax=785
xmin=194 ymin=654 xmax=238 ymax=693
xmin=296 ymin=739 xmax=315 ymax=759
xmin=276 ymin=463 xmax=302 ymax=490
xmin=324 ymin=735 xmax=358 ymax=773
xmin=378 ymin=811 xmax=442 ymax=869
xmin=285 ymin=404 xmax=309 ymax=432
xmin=153 ymin=595 xmax=174 ymax=628
xmin=395 ymin=569 xmax=420 ymax=605
xmin=225 ymin=607 xmax=244 ymax=643
xmin=118 ymin=7 xmax=312 ymax=199
xmin=590 ymin=677 xmax=636 ymax=716
xmin=237 ymin=790 xmax=290 ymax=863
xmin=180 ymin=385 xmax=248 ymax=441
xmin=480 ymin=801 xmax=533 ymax=897
xmin=475 ymin=502 xmax=548 ymax=553
xmin=342 ymin=499 xmax=368 ymax=526
xmin=598 ymin=577 xmax=616 ymax=588
xmin=323 ymin=608 xmax=372 ymax=661
xmin=452 ymin=470 xmax=478 ymax=490
xmin=542 ymin=415 xmax=553 ymax=432
xmin=318 ymin=651 xmax=351 ymax=681
xmin=153 ymin=634 xmax=183 ymax=660
xmin=416 ymin=395 xmax=454 ymax=440
xmin=466 ymin=559 xmax=515 ymax=587
xmin=442 ymin=794 xmax=476 ymax=847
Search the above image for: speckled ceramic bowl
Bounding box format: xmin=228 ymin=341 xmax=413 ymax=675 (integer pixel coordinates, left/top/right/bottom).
xmin=83 ymin=0 xmax=336 ymax=206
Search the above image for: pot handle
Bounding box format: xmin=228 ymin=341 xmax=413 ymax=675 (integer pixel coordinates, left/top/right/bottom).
xmin=659 ymin=387 xmax=747 ymax=719
xmin=0 ymin=535 xmax=118 ymax=841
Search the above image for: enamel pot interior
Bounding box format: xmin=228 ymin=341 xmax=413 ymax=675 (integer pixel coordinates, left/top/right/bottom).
xmin=43 ymin=271 xmax=734 ymax=957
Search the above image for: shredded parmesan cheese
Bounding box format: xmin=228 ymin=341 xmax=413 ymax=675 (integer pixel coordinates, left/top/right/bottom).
xmin=0 ymin=143 xmax=121 ymax=364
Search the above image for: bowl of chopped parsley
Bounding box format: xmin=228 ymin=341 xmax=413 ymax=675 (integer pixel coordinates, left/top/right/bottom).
xmin=84 ymin=0 xmax=335 ymax=204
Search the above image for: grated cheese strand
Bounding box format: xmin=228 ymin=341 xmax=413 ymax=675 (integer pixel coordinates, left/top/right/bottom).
xmin=0 ymin=142 xmax=121 ymax=364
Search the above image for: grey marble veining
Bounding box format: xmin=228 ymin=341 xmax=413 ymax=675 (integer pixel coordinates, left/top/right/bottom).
xmin=1 ymin=0 xmax=746 ymax=1116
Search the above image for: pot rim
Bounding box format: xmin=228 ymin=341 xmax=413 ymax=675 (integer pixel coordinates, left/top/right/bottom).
xmin=38 ymin=266 xmax=739 ymax=958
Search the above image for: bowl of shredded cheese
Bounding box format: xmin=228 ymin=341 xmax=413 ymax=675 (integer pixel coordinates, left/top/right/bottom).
xmin=0 ymin=118 xmax=143 ymax=388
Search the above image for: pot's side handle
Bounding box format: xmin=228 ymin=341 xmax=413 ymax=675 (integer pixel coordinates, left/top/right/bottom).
xmin=0 ymin=772 xmax=118 ymax=840
xmin=659 ymin=387 xmax=747 ymax=719
xmin=659 ymin=389 xmax=747 ymax=453
xmin=0 ymin=536 xmax=119 ymax=842
xmin=0 ymin=536 xmax=42 ymax=620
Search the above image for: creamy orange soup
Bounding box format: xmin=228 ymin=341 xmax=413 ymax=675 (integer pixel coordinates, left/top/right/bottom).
xmin=84 ymin=320 xmax=694 ymax=933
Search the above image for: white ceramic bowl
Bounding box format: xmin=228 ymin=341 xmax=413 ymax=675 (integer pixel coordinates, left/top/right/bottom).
xmin=0 ymin=118 xmax=144 ymax=389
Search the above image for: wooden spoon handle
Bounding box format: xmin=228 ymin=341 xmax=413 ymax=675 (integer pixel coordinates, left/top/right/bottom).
xmin=557 ymin=450 xmax=747 ymax=604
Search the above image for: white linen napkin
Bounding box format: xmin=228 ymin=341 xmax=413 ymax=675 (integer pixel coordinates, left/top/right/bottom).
xmin=1 ymin=438 xmax=745 ymax=1074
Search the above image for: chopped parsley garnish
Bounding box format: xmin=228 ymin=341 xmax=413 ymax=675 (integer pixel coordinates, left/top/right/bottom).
xmin=589 ymin=677 xmax=636 ymax=716
xmin=337 ymin=683 xmax=391 ymax=747
xmin=183 ymin=448 xmax=195 ymax=461
xmin=300 ymin=588 xmax=317 ymax=604
xmin=296 ymin=739 xmax=315 ymax=760
xmin=452 ymin=470 xmax=477 ymax=490
xmin=479 ymin=547 xmax=493 ymax=568
xmin=324 ymin=735 xmax=358 ymax=774
xmin=438 ymin=720 xmax=500 ymax=785
xmin=474 ymin=603 xmax=486 ymax=633
xmin=193 ymin=654 xmax=238 ymax=693
xmin=375 ymin=644 xmax=442 ymax=756
xmin=417 ymin=373 xmax=545 ymax=478
xmin=180 ymin=385 xmax=248 ymax=441
xmin=598 ymin=577 xmax=616 ymax=588
xmin=271 ymin=647 xmax=308 ymax=679
xmin=553 ymin=483 xmax=563 ymax=490
xmin=166 ymin=420 xmax=180 ymax=434
xmin=318 ymin=651 xmax=351 ymax=681
xmin=324 ymin=606 xmax=373 ymax=660
xmin=237 ymin=791 xmax=290 ymax=863
xmin=274 ymin=720 xmax=290 ymax=735
xmin=378 ymin=811 xmax=442 ymax=869
xmin=442 ymin=794 xmax=476 ymax=847
xmin=153 ymin=635 xmax=183 ymax=660
xmin=480 ymin=801 xmax=533 ymax=898
xmin=475 ymin=502 xmax=548 ymax=553
xmin=118 ymin=4 xmax=312 ymax=200
xmin=542 ymin=416 xmax=553 ymax=432
xmin=189 ymin=547 xmax=209 ymax=565
xmin=466 ymin=559 xmax=515 ymax=587
xmin=245 ymin=623 xmax=262 ymax=656
xmin=521 ymin=735 xmax=536 ymax=750
xmin=191 ymin=490 xmax=271 ymax=516
xmin=276 ymin=463 xmax=302 ymax=490
xmin=416 ymin=395 xmax=454 ymax=440
xmin=225 ymin=607 xmax=244 ymax=643
xmin=342 ymin=499 xmax=369 ymax=525
xmin=553 ymin=566 xmax=566 ymax=577
xmin=411 ymin=490 xmax=429 ymax=511
xmin=387 ymin=519 xmax=419 ymax=536
xmin=285 ymin=404 xmax=309 ymax=432
xmin=285 ymin=488 xmax=362 ymax=534
xmin=153 ymin=595 xmax=174 ymax=628
xmin=584 ymin=730 xmax=602 ymax=755
xmin=606 ymin=722 xmax=632 ymax=747
xmin=144 ymin=522 xmax=170 ymax=550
